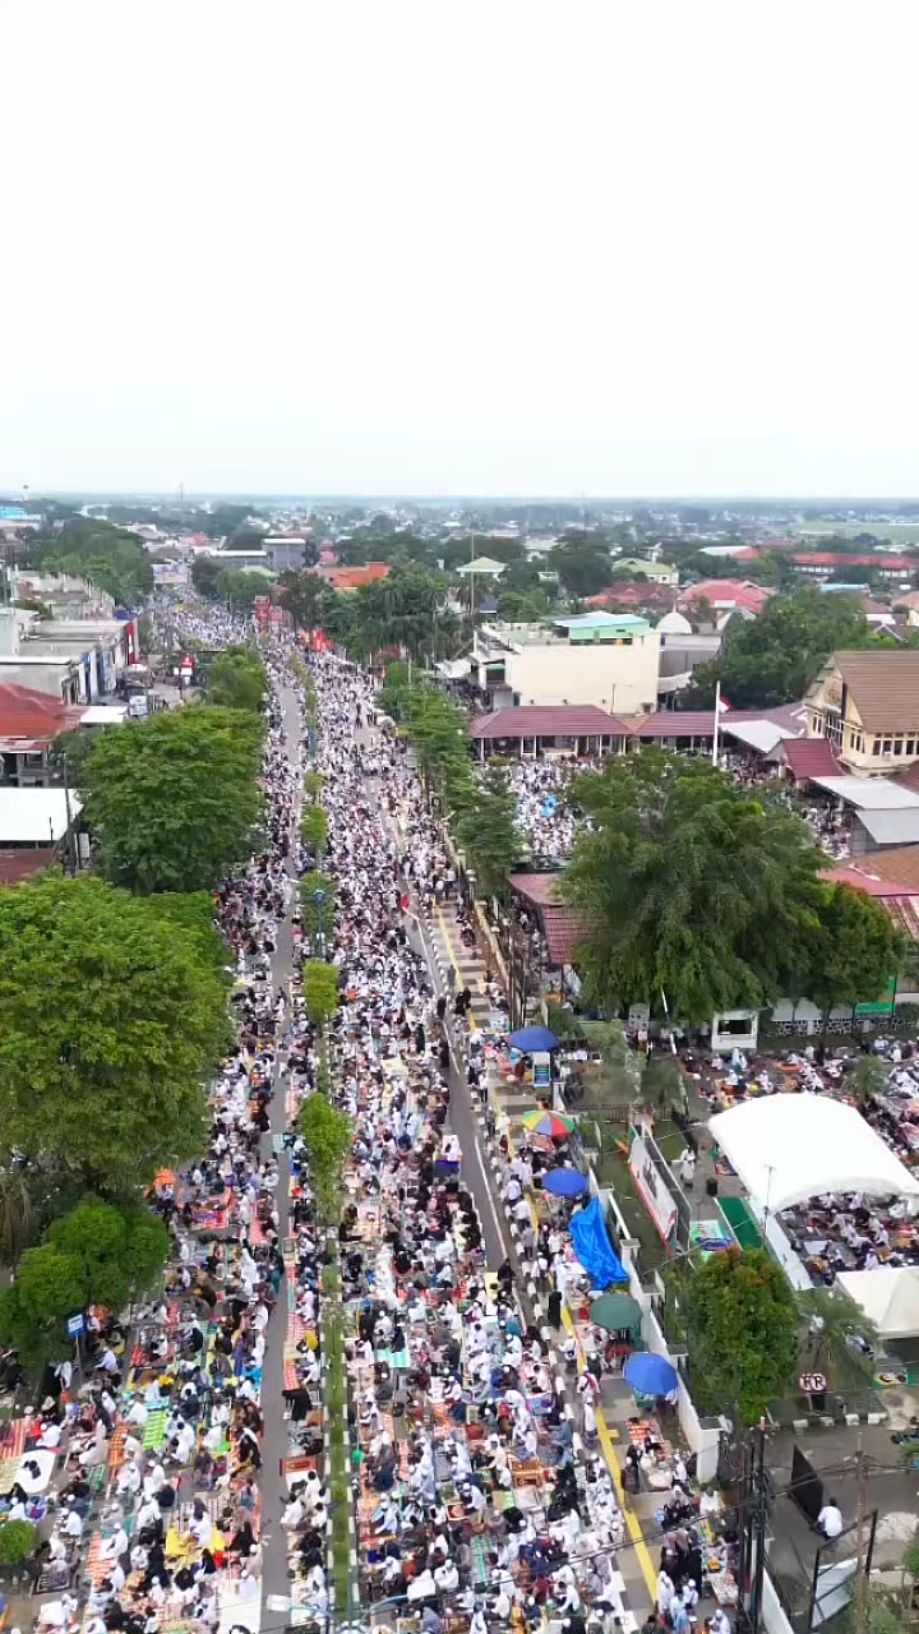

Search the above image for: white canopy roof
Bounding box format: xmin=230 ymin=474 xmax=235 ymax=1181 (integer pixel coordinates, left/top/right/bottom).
xmin=811 ymin=775 xmax=919 ymax=810
xmin=708 ymin=1093 xmax=919 ymax=1213
xmin=838 ymin=1267 xmax=919 ymax=1339
xmin=0 ymin=788 xmax=83 ymax=844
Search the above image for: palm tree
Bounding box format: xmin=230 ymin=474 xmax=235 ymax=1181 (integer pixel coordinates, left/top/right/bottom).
xmin=0 ymin=1169 xmax=35 ymax=1270
xmin=640 ymin=1053 xmax=688 ymax=1119
xmin=848 ymin=1055 xmax=889 ymax=1103
xmin=798 ymin=1288 xmax=878 ymax=1385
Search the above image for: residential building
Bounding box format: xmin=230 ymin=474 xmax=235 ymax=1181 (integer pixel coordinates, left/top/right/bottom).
xmin=678 ymin=580 xmax=773 ymax=619
xmin=805 ymin=650 xmax=919 ymax=775
xmin=263 ymin=536 xmax=311 ymax=572
xmin=611 ymin=558 xmax=679 ymax=585
xmin=468 ymin=613 xmax=660 ymax=714
xmin=790 ymin=553 xmax=915 ymax=583
xmin=468 ymin=704 xmax=628 ymax=758
xmin=312 ymin=563 xmax=390 ymax=593
xmin=0 ymin=609 xmax=137 ymax=703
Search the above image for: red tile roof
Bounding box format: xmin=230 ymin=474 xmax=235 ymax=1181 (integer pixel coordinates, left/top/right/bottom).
xmin=0 ymin=684 xmax=84 ymax=745
xmin=469 ymin=706 xmax=628 ymax=741
xmin=679 ymin=580 xmax=772 ymax=615
xmin=822 ymin=863 xmax=919 ymax=898
xmin=508 ymin=873 xmax=588 ymax=965
xmin=586 ymin=583 xmax=671 ymax=609
xmin=630 ymin=703 xmax=807 ymax=740
xmin=792 ymin=553 xmax=915 ymax=570
xmin=781 ymin=738 xmax=841 ymax=781
xmin=0 ymin=847 xmax=57 ymax=886
xmin=312 ymin=563 xmax=390 ymax=590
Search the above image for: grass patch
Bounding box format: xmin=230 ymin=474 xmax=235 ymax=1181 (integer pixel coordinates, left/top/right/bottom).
xmin=592 ymin=1125 xmax=669 ymax=1278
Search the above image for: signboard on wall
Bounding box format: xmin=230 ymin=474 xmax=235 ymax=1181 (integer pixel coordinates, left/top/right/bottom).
xmin=628 ymin=1130 xmax=678 ymax=1245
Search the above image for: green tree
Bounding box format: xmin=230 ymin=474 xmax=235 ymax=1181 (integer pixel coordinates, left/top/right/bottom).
xmin=301 ymin=805 xmax=329 ymax=857
xmin=549 ymin=535 xmax=614 ymax=597
xmin=25 ymin=519 xmax=153 ymax=606
xmin=0 ymin=1198 xmax=168 ymax=1370
xmin=0 ymin=1169 xmax=36 ymax=1269
xmin=298 ymin=1094 xmax=353 ymax=1223
xmin=81 ymin=706 xmax=264 ymax=893
xmin=801 ymin=883 xmax=906 ymax=1033
xmin=0 ymin=1520 xmax=38 ymax=1565
xmin=406 ymin=686 xmax=471 ymax=801
xmin=302 ymin=960 xmax=339 ymax=1023
xmin=687 ymin=588 xmax=868 ymax=709
xmin=682 ymin=1247 xmax=799 ymax=1423
xmin=277 ymin=571 xmax=339 ymax=632
xmin=0 ymin=875 xmax=228 ymax=1194
xmin=455 ymin=764 xmax=521 ymax=899
xmin=140 ymin=890 xmax=230 ymax=973
xmin=562 ymin=750 xmax=824 ymax=1020
xmin=206 ymin=645 xmax=267 ymax=713
xmin=847 ymin=1054 xmax=890 ymax=1103
xmin=300 ymin=872 xmax=337 ymax=943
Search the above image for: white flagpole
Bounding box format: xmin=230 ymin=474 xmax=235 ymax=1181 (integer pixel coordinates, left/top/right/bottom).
xmin=711 ymin=679 xmax=721 ymax=767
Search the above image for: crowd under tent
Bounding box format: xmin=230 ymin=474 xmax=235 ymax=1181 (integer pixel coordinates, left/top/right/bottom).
xmin=708 ymin=1093 xmax=919 ymax=1215
xmin=837 ymin=1266 xmax=919 ymax=1341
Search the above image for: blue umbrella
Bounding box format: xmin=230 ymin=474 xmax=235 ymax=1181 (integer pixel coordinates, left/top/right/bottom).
xmin=509 ymin=1026 xmax=558 ymax=1053
xmin=623 ymin=1352 xmax=679 ymax=1398
xmin=542 ymin=1168 xmax=588 ymax=1199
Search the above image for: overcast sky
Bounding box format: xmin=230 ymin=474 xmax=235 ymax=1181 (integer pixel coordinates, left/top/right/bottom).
xmin=3 ymin=0 xmax=918 ymax=499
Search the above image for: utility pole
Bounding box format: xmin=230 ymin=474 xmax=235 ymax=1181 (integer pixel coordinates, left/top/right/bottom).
xmin=855 ymin=1431 xmax=868 ymax=1634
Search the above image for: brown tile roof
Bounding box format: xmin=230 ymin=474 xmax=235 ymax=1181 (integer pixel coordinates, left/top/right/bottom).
xmin=508 ymin=872 xmax=589 ymax=965
xmin=834 ymin=650 xmax=919 ymax=732
xmin=469 ymin=706 xmax=627 ymax=740
xmin=838 ymin=845 xmax=919 ymax=893
xmin=0 ymin=848 xmax=57 ymax=886
xmin=782 ymin=738 xmax=841 ymax=781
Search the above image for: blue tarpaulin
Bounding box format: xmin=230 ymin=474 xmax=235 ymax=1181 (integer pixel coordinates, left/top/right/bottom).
xmin=569 ymin=1197 xmax=629 ymax=1288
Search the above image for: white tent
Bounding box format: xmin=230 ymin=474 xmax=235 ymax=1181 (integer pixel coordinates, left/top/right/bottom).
xmin=838 ymin=1267 xmax=919 ymax=1340
xmin=708 ymin=1094 xmax=919 ymax=1213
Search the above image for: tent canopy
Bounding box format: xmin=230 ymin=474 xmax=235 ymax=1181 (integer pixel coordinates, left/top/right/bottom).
xmin=838 ymin=1267 xmax=919 ymax=1339
xmin=708 ymin=1094 xmax=919 ymax=1213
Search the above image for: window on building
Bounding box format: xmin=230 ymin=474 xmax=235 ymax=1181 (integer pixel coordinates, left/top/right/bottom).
xmin=872 ymin=738 xmax=882 ymax=755
xmin=893 ymin=737 xmax=904 ymax=756
xmin=907 ymin=739 xmax=917 ymax=756
xmin=881 ymin=739 xmax=893 ymax=756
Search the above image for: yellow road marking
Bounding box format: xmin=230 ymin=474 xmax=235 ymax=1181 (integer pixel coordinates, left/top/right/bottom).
xmin=435 ymin=898 xmax=655 ymax=1600
xmin=435 ymin=902 xmax=480 ymax=1035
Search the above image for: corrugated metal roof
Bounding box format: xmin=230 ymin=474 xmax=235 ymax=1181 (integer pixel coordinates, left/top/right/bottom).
xmin=855 ymin=808 xmax=919 ymax=845
xmin=812 ymin=776 xmax=919 ymax=809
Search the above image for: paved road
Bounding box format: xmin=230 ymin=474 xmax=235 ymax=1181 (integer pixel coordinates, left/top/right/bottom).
xmin=259 ymin=680 xmax=301 ymax=1616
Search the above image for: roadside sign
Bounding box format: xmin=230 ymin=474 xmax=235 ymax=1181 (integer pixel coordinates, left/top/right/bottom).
xmin=67 ymin=1313 xmax=85 ymax=1338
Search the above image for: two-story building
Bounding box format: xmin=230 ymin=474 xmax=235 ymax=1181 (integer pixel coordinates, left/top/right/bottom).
xmin=468 ymin=613 xmax=661 ymax=714
xmin=805 ymin=650 xmax=919 ymax=775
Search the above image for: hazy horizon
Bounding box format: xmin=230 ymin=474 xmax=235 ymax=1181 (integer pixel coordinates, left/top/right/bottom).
xmin=4 ymin=2 xmax=919 ymax=497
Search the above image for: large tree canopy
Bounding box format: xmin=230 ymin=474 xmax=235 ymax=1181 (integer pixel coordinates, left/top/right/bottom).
xmin=80 ymin=705 xmax=264 ymax=893
xmin=24 ymin=519 xmax=153 ymax=607
xmin=205 ymin=644 xmax=268 ymax=713
xmin=687 ymin=587 xmax=869 ymax=709
xmin=0 ymin=875 xmax=229 ymax=1193
xmin=562 ymin=750 xmax=826 ymax=1020
xmin=681 ymin=1248 xmax=799 ymax=1424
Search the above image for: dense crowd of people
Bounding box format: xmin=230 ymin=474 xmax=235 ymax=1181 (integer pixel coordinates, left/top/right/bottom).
xmin=295 ymin=654 xmax=639 ymax=1632
xmin=19 ymin=622 xmax=302 ymax=1634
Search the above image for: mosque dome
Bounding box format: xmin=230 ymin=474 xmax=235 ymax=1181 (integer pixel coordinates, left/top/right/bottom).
xmin=656 ymin=607 xmax=692 ymax=635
